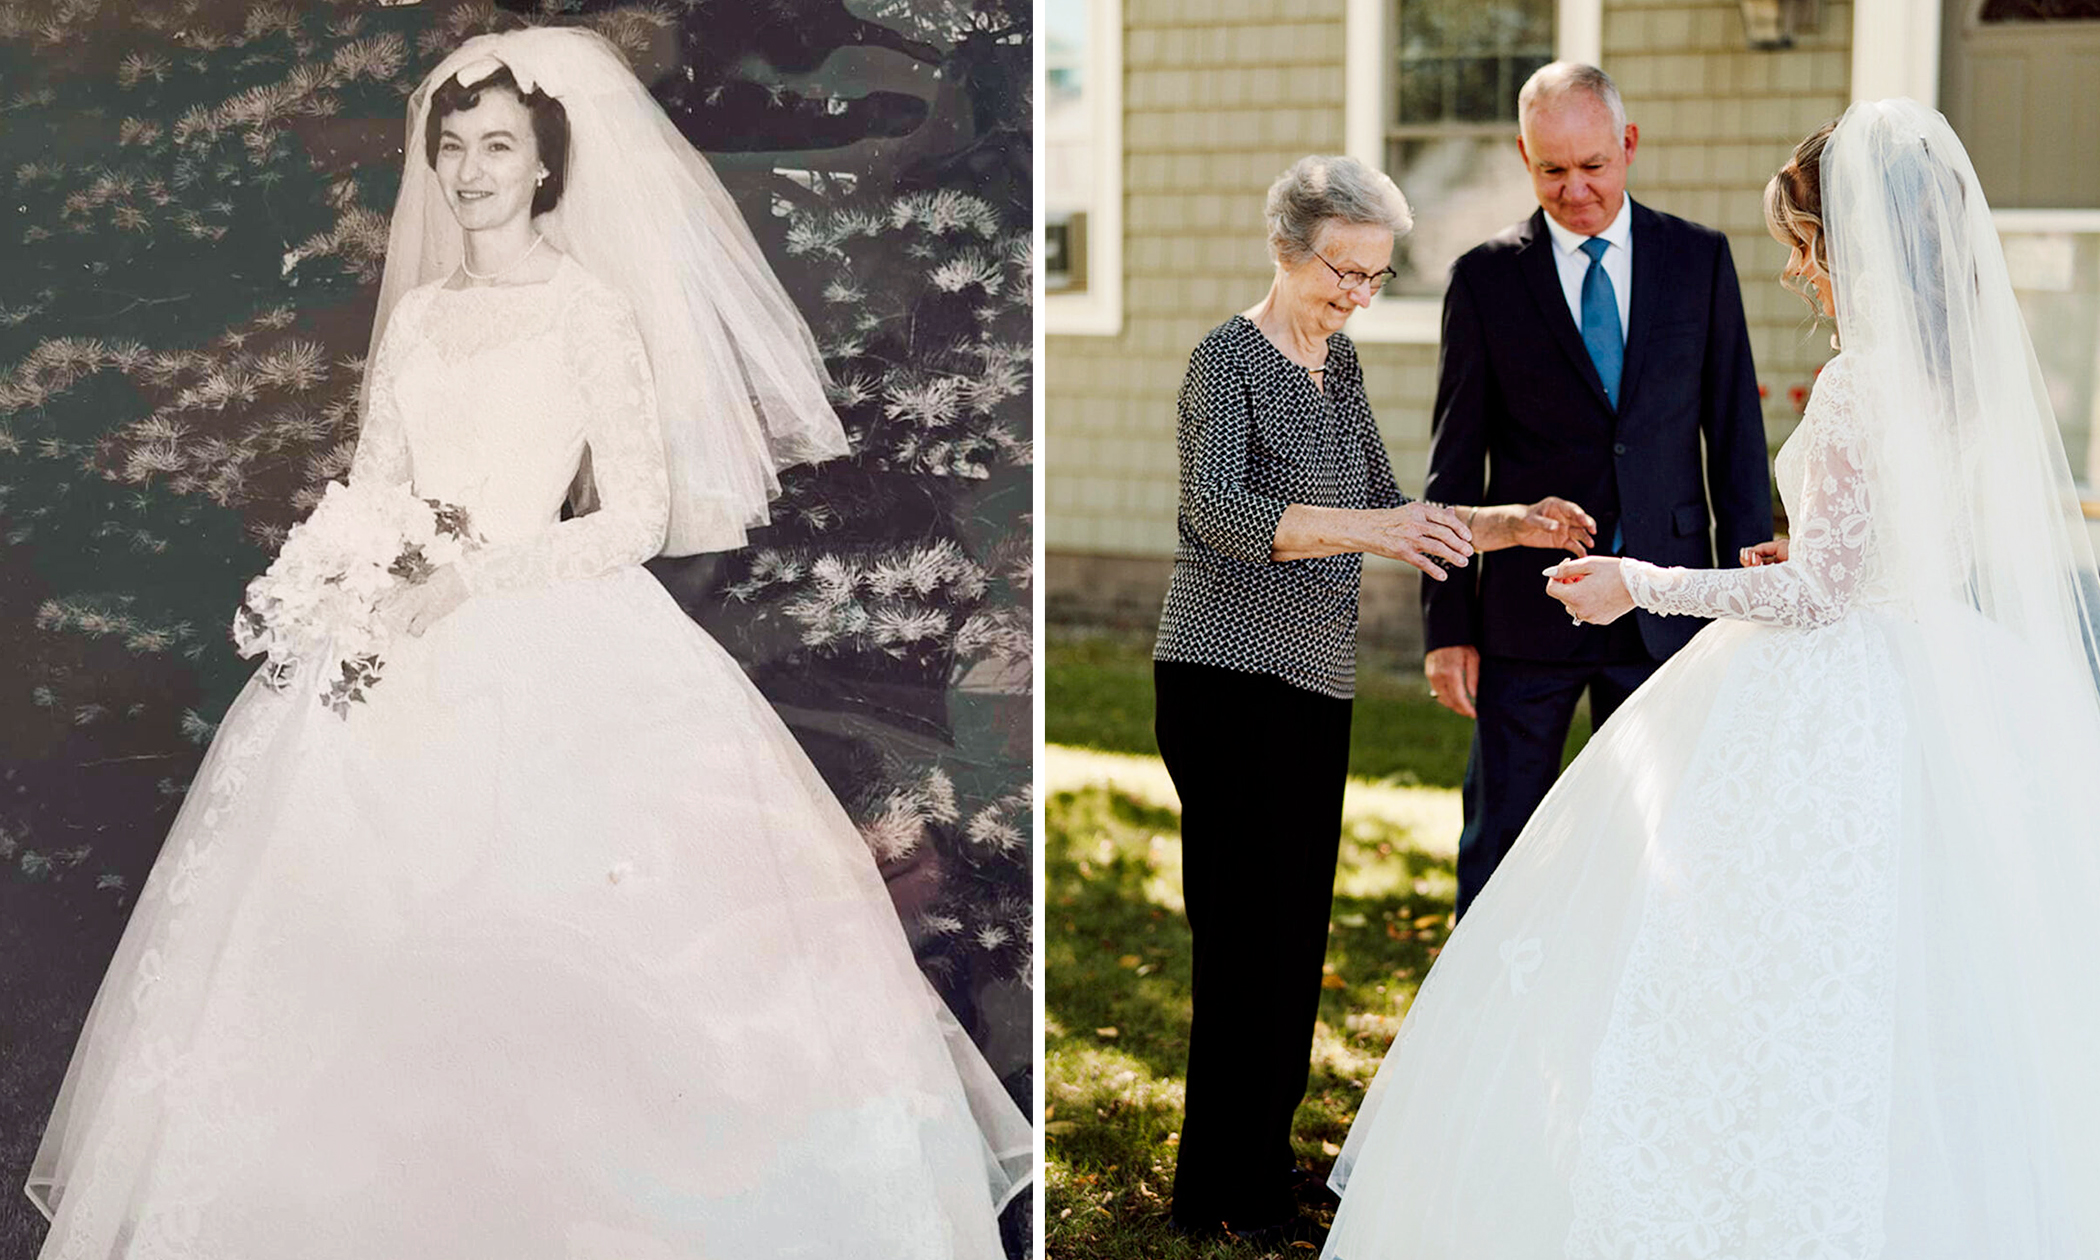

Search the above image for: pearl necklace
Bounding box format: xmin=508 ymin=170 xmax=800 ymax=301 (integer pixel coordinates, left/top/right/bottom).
xmin=461 ymin=232 xmax=546 ymax=283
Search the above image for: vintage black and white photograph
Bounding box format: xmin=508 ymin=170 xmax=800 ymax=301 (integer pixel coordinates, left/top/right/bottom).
xmin=0 ymin=1 xmax=1035 ymax=1256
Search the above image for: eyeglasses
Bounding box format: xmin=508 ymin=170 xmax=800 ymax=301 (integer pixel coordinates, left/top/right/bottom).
xmin=1315 ymin=252 xmax=1398 ymax=294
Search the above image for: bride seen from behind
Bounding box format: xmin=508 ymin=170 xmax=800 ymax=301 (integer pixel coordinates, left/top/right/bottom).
xmin=26 ymin=27 xmax=1029 ymax=1260
xmin=1322 ymin=99 xmax=2100 ymax=1260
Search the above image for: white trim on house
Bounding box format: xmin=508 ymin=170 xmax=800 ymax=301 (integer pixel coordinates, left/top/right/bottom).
xmin=1995 ymin=209 xmax=2100 ymax=234
xmin=1850 ymin=0 xmax=1941 ymax=107
xmin=1344 ymin=0 xmax=1606 ymax=344
xmin=1044 ymin=0 xmax=1124 ymax=337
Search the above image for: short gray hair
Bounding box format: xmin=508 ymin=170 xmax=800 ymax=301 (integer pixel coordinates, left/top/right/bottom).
xmin=1264 ymin=155 xmax=1413 ymax=265
xmin=1518 ymin=61 xmax=1628 ymax=139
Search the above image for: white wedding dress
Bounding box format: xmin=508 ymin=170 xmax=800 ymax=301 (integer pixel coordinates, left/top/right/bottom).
xmin=1324 ymin=347 xmax=2100 ymax=1259
xmin=27 ymin=255 xmax=1031 ymax=1260
xmin=1327 ymin=98 xmax=2100 ymax=1260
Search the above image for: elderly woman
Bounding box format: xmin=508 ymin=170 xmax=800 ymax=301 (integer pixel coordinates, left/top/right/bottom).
xmin=1152 ymin=154 xmax=1595 ymax=1243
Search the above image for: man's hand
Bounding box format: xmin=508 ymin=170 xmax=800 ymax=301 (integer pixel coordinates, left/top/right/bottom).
xmin=1740 ymin=539 xmax=1788 ymax=567
xmin=1424 ymin=645 xmax=1480 ymax=719
xmin=377 ymin=565 xmax=469 ymax=639
xmin=1543 ymin=557 xmax=1635 ymax=625
xmin=1505 ymin=497 xmax=1596 ymax=555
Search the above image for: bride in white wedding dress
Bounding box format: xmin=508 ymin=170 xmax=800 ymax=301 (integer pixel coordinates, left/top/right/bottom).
xmin=1322 ymin=100 xmax=2100 ymax=1260
xmin=25 ymin=28 xmax=1029 ymax=1260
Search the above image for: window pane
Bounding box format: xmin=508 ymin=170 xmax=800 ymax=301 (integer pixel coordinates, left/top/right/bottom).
xmin=1386 ymin=133 xmax=1540 ymax=296
xmin=1046 ymin=0 xmax=1091 ymax=291
xmin=1979 ymin=0 xmax=2100 ymax=21
xmin=1393 ymin=0 xmax=1554 ymax=123
xmin=1397 ymin=57 xmax=1451 ymax=125
xmin=1382 ymin=0 xmax=1554 ymax=299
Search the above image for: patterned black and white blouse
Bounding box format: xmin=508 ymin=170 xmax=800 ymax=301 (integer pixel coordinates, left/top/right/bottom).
xmin=1153 ymin=315 xmax=1408 ymax=699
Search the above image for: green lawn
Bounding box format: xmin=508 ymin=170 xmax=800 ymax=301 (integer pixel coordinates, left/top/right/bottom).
xmin=1044 ymin=629 xmax=1598 ymax=1257
xmin=1044 ymin=782 xmax=1453 ymax=1259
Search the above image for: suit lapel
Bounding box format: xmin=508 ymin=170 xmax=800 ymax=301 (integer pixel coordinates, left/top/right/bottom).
xmin=1516 ymin=209 xmax=1614 ymax=413
xmin=1618 ymin=201 xmax=1663 ymax=414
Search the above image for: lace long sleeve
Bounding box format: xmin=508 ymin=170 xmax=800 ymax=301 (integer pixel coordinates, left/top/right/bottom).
xmin=454 ymin=282 xmax=670 ymax=595
xmin=348 ymin=290 xmax=425 ymax=488
xmin=1622 ymin=361 xmax=1868 ymax=629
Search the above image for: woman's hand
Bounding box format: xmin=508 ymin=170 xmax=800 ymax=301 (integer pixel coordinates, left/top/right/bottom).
xmin=377 ymin=565 xmax=469 ymax=639
xmin=1543 ymin=556 xmax=1635 ymax=625
xmin=1359 ymin=502 xmax=1474 ymax=579
xmin=1472 ymin=497 xmax=1596 ymax=555
xmin=1740 ymin=539 xmax=1788 ymax=567
xmin=1272 ymin=502 xmax=1473 ymax=578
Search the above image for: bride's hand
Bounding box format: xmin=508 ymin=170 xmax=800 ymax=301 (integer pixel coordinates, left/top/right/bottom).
xmin=1543 ymin=556 xmax=1635 ymax=625
xmin=1740 ymin=539 xmax=1788 ymax=566
xmin=378 ymin=565 xmax=469 ymax=638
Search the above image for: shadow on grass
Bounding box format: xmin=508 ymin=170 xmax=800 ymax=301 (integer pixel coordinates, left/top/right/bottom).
xmin=1046 ymin=784 xmax=1456 ymax=1260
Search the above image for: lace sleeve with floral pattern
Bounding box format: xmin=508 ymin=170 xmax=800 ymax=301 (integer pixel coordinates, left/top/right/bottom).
xmin=1623 ymin=357 xmax=1867 ymax=629
xmin=347 ymin=289 xmax=428 ymax=488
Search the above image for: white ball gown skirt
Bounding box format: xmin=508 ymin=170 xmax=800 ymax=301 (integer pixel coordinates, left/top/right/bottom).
xmin=26 ymin=566 xmax=1032 ymax=1260
xmin=1322 ymin=606 xmax=2100 ymax=1260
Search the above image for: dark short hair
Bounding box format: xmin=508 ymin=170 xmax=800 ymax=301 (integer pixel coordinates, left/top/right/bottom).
xmin=423 ymin=63 xmax=569 ymax=217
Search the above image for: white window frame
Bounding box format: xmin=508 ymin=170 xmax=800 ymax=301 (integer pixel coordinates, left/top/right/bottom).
xmin=1343 ymin=0 xmax=1603 ymax=343
xmin=1043 ymin=0 xmax=1124 ymax=337
xmin=1850 ymin=0 xmax=1941 ymax=106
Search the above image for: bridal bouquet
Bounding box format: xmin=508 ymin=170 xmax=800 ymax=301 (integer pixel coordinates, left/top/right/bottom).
xmin=233 ymin=481 xmax=479 ymax=717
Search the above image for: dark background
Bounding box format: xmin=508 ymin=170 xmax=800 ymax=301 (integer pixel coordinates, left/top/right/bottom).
xmin=0 ymin=0 xmax=1033 ymax=1253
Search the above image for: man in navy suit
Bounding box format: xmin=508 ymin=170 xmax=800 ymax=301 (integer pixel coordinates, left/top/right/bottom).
xmin=1422 ymin=62 xmax=1771 ymax=917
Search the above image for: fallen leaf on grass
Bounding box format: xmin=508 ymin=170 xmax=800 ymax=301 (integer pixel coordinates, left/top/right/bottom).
xmin=1095 ymin=1026 xmax=1120 ymax=1038
xmin=1118 ymin=954 xmax=1142 ymax=968
xmin=1321 ymin=1140 xmax=1341 ymax=1156
xmin=1320 ymin=973 xmax=1346 ymax=989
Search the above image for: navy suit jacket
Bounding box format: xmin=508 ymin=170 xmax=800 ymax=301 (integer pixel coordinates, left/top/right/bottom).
xmin=1421 ymin=201 xmax=1773 ymax=664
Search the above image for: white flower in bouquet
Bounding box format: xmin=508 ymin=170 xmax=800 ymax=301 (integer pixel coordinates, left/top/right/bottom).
xmin=233 ymin=480 xmax=479 ymax=716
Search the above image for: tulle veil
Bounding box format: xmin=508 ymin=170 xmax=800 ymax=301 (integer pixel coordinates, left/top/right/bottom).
xmin=374 ymin=26 xmax=851 ymax=556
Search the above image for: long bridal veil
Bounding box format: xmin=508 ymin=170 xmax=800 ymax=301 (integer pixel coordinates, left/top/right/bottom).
xmin=1811 ymin=97 xmax=2100 ymax=1255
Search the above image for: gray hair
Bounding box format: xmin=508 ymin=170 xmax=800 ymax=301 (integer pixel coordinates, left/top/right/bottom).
xmin=1517 ymin=61 xmax=1628 ymax=140
xmin=1264 ymin=155 xmax=1413 ymax=265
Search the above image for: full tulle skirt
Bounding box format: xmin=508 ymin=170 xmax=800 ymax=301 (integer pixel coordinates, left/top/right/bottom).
xmin=1323 ymin=606 xmax=2100 ymax=1260
xmin=28 ymin=567 xmax=1030 ymax=1260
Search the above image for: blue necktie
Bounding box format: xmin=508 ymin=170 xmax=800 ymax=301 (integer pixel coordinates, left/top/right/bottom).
xmin=1578 ymin=236 xmax=1622 ymax=408
xmin=1580 ymin=237 xmax=1626 ymax=553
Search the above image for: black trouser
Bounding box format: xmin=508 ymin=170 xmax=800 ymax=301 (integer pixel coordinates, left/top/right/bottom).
xmin=1153 ymin=660 xmax=1353 ymax=1231
xmin=1454 ymin=654 xmax=1658 ymax=918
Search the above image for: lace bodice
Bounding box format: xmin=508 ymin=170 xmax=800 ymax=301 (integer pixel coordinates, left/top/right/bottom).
xmin=349 ymin=254 xmax=670 ymax=595
xmin=1624 ymin=355 xmax=1886 ymax=626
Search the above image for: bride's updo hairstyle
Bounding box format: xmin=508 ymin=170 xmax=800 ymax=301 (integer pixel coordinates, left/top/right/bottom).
xmin=1764 ymin=119 xmax=1838 ymax=318
xmin=423 ymin=63 xmax=571 ymax=217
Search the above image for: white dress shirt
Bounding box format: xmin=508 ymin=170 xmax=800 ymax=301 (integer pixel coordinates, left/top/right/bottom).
xmin=1543 ymin=194 xmax=1633 ymax=341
